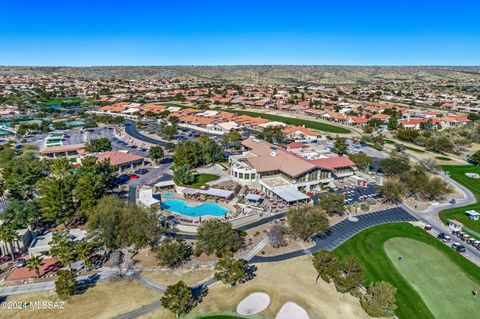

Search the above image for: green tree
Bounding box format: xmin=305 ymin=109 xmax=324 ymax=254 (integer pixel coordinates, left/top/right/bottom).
xmin=214 ymin=255 xmax=248 ymax=287
xmin=196 ymin=219 xmax=243 ymax=256
xmin=38 ymin=176 xmax=76 ymax=225
xmin=262 ymin=126 xmax=286 ymax=144
xmin=387 ymin=116 xmax=399 ymax=130
xmin=155 ymin=239 xmax=192 ymax=268
xmin=360 ymin=281 xmax=397 ymax=317
xmin=85 ymin=138 xmax=112 ymax=153
xmin=220 ymin=131 xmax=242 ymax=149
xmin=470 ymin=150 xmax=480 ymax=164
xmin=287 ymin=206 xmax=329 ymax=241
xmin=317 ymin=193 xmax=345 ymax=216
xmin=88 ymin=196 xmax=163 ymax=252
xmin=0 ymin=226 xmax=18 ymax=261
xmin=26 ymin=256 xmax=44 ymax=278
xmin=379 ymin=154 xmax=410 ymax=175
xmin=332 ymin=137 xmax=348 ymax=155
xmin=395 ymin=129 xmax=420 ymax=143
xmin=348 ymin=152 xmax=373 ymax=170
xmin=50 ymin=158 xmax=72 ymax=176
xmin=378 ymin=178 xmax=406 ymax=203
xmin=334 ymin=255 xmax=364 ymax=295
xmin=173 ymin=164 xmax=194 ymax=185
xmin=149 ymin=146 xmax=165 ymax=164
xmin=312 ymin=250 xmax=338 ymax=283
xmin=1 ymin=199 xmax=41 ymax=229
xmin=50 ymin=230 xmax=76 ymax=268
xmin=161 ymin=281 xmax=193 ymax=318
xmin=75 ymin=241 xmax=94 ymax=271
xmin=55 ymin=270 xmax=78 ymax=299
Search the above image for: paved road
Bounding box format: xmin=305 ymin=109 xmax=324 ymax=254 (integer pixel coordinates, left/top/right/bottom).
xmin=250 ymin=207 xmax=417 ymax=263
xmin=0 ymin=268 xmax=119 ymax=296
xmin=124 ymin=120 xmax=166 ymax=146
xmin=400 ymin=171 xmax=480 ymax=265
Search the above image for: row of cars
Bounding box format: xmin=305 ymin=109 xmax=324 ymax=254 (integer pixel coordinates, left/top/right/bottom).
xmin=437 ymin=232 xmax=469 ymax=253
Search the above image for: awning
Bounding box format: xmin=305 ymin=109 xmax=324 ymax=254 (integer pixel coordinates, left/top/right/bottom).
xmin=181 ymin=187 xmax=234 ymax=198
xmin=154 ymin=180 xmax=175 ymax=188
xmin=203 ymin=188 xmax=234 ymax=198
xmin=272 ymin=187 xmax=309 ymax=203
xmin=245 ymin=193 xmax=263 ymax=202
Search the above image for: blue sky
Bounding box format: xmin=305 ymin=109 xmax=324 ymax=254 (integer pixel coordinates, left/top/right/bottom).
xmin=0 ymin=0 xmax=479 ymax=66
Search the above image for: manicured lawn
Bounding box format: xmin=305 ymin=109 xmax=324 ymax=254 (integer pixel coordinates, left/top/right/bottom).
xmin=184 ymin=173 xmax=219 ymax=188
xmin=384 ymin=237 xmax=480 ymax=319
xmin=440 ymin=165 xmax=480 ymax=235
xmin=436 ymin=156 xmax=452 ymax=161
xmin=45 ymin=97 xmax=81 ymax=104
xmin=220 ymin=109 xmax=351 ymax=134
xmin=334 ymin=223 xmax=480 ymax=319
xmin=404 ymin=145 xmax=425 ymax=153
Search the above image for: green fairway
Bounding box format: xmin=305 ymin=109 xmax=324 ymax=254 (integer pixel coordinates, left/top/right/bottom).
xmin=435 ymin=156 xmax=452 ymax=161
xmin=334 ymin=223 xmax=480 ymax=319
xmin=384 ymin=238 xmax=480 ymax=319
xmin=440 ymin=165 xmax=480 ymax=235
xmin=220 ymin=109 xmax=351 ymax=134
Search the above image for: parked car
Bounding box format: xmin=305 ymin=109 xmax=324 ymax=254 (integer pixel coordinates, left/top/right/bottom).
xmin=17 ymin=258 xmax=26 ymax=268
xmin=127 ymin=145 xmax=138 ymax=149
xmin=451 ymin=242 xmax=466 ymax=252
xmin=437 ymin=232 xmax=446 ymax=240
xmin=424 ymin=224 xmax=432 ymax=231
xmin=135 ymin=168 xmax=148 ymax=175
xmin=450 ymin=199 xmax=456 ymax=204
xmin=128 ymin=174 xmax=140 ymax=179
xmin=117 ymin=175 xmax=130 ymax=184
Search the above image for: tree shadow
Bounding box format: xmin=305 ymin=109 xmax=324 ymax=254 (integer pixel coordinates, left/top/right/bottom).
xmin=240 ymin=264 xmax=257 ymax=284
xmin=76 ymin=273 xmax=101 ymax=295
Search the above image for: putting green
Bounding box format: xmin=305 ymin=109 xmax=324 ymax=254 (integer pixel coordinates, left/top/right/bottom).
xmin=384 ymin=238 xmax=480 ymax=319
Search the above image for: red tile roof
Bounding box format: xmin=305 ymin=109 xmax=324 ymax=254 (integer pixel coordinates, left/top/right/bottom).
xmin=309 ymin=156 xmax=356 ymax=170
xmin=97 ymin=151 xmax=144 ymax=166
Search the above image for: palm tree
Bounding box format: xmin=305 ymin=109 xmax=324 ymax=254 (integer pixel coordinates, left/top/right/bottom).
xmin=26 ymin=256 xmax=44 ymax=278
xmin=0 ymin=226 xmax=19 ymax=261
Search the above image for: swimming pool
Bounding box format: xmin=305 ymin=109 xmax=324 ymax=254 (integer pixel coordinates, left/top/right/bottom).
xmin=162 ymin=192 xmax=174 ymax=197
xmin=161 ymin=199 xmax=228 ymax=217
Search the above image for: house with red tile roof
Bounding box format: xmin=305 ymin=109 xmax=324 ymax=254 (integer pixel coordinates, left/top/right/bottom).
xmin=282 ymin=126 xmax=319 ymax=140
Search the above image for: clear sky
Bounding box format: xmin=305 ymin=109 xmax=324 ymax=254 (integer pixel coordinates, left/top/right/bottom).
xmin=1 ymin=0 xmax=479 ymax=66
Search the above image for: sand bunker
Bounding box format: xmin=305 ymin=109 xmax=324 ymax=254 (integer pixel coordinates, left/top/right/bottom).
xmin=236 ymin=292 xmax=270 ymax=315
xmin=466 ymin=173 xmax=480 ymax=179
xmin=275 ymin=301 xmax=310 ymax=319
xmin=275 ymin=302 xmax=310 ymax=319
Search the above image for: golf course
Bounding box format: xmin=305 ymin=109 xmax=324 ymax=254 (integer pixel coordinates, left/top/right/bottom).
xmin=440 ymin=165 xmax=480 ymax=236
xmin=385 ymin=238 xmax=480 ymax=319
xmin=334 ymin=223 xmax=480 ymax=319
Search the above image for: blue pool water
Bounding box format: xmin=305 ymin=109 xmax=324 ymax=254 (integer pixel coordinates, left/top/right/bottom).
xmin=161 ymin=199 xmax=228 ymax=217
xmin=162 ymin=192 xmax=174 ymax=197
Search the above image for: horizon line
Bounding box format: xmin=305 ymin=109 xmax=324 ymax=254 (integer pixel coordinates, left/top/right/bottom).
xmin=1 ymin=64 xmax=480 ymax=68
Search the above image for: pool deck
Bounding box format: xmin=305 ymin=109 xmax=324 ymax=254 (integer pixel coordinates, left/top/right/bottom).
xmin=158 ymin=192 xmax=237 ymax=221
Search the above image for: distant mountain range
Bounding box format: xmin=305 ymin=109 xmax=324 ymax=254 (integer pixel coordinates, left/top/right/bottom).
xmin=1 ymin=65 xmax=480 ymax=85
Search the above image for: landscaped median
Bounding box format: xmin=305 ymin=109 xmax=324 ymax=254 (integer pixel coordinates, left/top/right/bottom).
xmin=440 ymin=165 xmax=480 ymax=236
xmin=334 ymin=222 xmax=480 ymax=319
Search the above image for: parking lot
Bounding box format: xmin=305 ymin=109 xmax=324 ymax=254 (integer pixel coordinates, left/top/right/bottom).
xmin=331 ymin=184 xmax=380 ymax=204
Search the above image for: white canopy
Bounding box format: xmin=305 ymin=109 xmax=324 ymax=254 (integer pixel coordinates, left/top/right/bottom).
xmin=272 ymin=187 xmax=309 ymax=203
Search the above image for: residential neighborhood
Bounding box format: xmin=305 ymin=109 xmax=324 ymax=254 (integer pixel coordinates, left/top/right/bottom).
xmin=1 ymin=1 xmax=480 ymax=319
